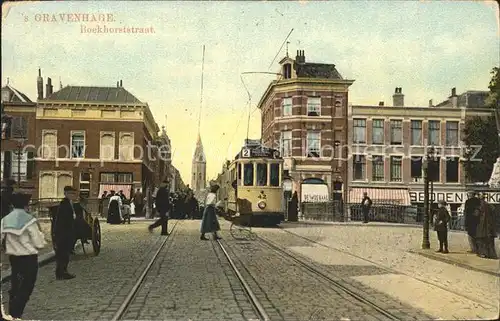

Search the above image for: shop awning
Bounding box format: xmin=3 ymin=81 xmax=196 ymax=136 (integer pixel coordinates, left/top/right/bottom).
xmin=349 ymin=187 xmax=411 ymax=206
xmin=99 ymin=184 xmax=132 ymax=199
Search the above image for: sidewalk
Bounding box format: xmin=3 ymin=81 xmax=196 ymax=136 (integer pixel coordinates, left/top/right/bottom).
xmin=411 ymin=248 xmax=499 ymax=276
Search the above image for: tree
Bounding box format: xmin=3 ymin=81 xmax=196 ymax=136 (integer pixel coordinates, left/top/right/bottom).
xmin=463 ymin=67 xmax=500 ymax=183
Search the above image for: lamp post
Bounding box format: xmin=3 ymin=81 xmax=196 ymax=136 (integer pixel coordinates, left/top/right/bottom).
xmin=14 ymin=138 xmax=26 ymax=188
xmin=422 ymin=145 xmax=437 ymax=249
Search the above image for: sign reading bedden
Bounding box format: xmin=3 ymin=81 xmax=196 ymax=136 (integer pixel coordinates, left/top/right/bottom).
xmin=409 ymin=191 xmax=500 ymax=204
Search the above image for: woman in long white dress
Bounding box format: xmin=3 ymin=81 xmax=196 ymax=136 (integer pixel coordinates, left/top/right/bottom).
xmin=200 ymin=183 xmax=221 ymax=240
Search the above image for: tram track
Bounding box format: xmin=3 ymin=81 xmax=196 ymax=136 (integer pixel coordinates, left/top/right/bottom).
xmin=110 ymin=220 xmax=180 ymax=321
xmin=255 ymin=234 xmax=401 ymax=320
xmin=278 ymin=226 xmax=497 ymax=309
xmin=215 ymin=239 xmax=271 ymax=321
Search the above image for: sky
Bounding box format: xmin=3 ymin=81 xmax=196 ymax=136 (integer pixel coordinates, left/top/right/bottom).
xmin=2 ymin=1 xmax=499 ymax=184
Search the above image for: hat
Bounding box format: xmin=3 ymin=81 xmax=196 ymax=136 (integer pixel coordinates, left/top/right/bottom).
xmin=64 ymin=186 xmax=76 ymax=192
xmin=438 ymin=200 xmax=447 ymax=205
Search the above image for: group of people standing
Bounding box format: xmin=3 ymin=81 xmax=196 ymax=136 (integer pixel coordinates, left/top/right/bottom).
xmin=464 ymin=191 xmax=498 ymax=259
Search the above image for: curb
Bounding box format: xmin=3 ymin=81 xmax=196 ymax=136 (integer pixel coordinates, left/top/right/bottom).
xmin=283 ymin=221 xmax=424 ymax=229
xmin=409 ymin=250 xmax=499 ymax=277
xmin=1 ymin=251 xmax=56 ymax=284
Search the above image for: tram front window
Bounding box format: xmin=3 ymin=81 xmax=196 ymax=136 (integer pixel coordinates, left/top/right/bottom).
xmin=257 ymin=163 xmax=267 ymax=186
xmin=270 ymin=163 xmax=280 ymax=186
xmin=243 ymin=163 xmax=254 ymax=186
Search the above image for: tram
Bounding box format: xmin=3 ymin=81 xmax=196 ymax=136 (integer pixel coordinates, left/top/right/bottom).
xmin=216 ymin=140 xmax=284 ymax=226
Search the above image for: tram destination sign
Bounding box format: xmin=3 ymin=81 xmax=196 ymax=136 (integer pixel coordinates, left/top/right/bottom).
xmin=409 ymin=191 xmax=500 ymax=204
xmin=240 ymin=146 xmax=279 ymax=159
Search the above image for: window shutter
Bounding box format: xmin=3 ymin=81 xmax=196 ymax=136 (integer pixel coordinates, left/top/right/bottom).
xmin=3 ymin=151 xmax=11 ymax=179
xmin=27 ymin=151 xmax=34 ymax=179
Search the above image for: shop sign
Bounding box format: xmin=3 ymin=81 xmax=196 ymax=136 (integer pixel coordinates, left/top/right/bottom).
xmin=409 ymin=191 xmax=500 ymax=204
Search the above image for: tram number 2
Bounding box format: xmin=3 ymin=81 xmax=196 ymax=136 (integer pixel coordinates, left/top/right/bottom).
xmin=242 ymin=148 xmax=250 ymax=158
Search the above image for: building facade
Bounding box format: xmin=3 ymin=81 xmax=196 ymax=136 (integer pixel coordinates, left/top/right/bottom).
xmin=257 ymin=50 xmax=354 ymax=201
xmin=1 ymin=82 xmax=37 ymax=192
xmin=191 ymin=134 xmax=206 ymax=192
xmin=35 ymin=75 xmax=160 ymax=200
xmin=348 ymin=87 xmax=496 ymax=214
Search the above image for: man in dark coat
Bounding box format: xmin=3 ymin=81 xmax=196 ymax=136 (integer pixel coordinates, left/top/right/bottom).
xmin=434 ymin=200 xmax=451 ymax=253
xmin=464 ymin=191 xmax=480 ymax=253
xmin=148 ymin=181 xmax=170 ymax=235
xmin=475 ymin=195 xmax=498 ymax=259
xmin=54 ymin=186 xmax=77 ymax=280
xmin=288 ymin=191 xmax=299 ymax=222
xmin=360 ymin=192 xmax=372 ymax=223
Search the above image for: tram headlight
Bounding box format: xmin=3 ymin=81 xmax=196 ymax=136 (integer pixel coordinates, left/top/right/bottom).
xmin=257 ymin=200 xmax=266 ymax=209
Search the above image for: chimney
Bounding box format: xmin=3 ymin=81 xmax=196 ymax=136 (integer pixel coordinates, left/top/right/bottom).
xmin=429 ymin=99 xmax=433 ymax=107
xmin=450 ymin=87 xmax=458 ymax=108
xmin=378 ymin=101 xmax=384 ymax=106
xmin=37 ymin=68 xmax=43 ymax=100
xmin=392 ymin=87 xmax=404 ymax=107
xmin=117 ymin=81 xmax=119 ymax=87
xmin=45 ymin=77 xmax=53 ymax=98
xmin=295 ymin=50 xmax=305 ymax=64
xmin=120 ymin=80 xmax=123 ymax=87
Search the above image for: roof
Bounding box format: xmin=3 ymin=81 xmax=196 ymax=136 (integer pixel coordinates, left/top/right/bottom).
xmin=42 ymin=86 xmax=143 ymax=104
xmin=436 ymin=90 xmax=489 ymax=108
xmin=1 ymin=85 xmax=33 ymax=103
xmin=295 ymin=62 xmax=343 ymax=79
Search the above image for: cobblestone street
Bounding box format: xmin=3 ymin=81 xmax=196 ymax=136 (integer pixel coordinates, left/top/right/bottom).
xmin=1 ymin=220 xmax=498 ymax=320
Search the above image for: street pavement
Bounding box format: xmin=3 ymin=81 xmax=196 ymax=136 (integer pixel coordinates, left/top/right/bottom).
xmin=1 ymin=219 xmax=497 ymax=320
xmin=271 ymin=221 xmax=499 ymax=320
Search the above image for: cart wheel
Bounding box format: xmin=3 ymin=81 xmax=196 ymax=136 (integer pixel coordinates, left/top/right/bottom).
xmin=92 ymin=218 xmax=101 ymax=256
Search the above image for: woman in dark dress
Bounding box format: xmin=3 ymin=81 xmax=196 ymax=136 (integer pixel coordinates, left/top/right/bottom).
xmin=107 ymin=191 xmax=123 ymax=224
xmin=200 ymin=182 xmax=221 ymax=240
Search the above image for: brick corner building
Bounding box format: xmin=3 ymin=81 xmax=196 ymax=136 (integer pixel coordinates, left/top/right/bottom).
xmin=257 ymin=49 xmax=354 ymax=202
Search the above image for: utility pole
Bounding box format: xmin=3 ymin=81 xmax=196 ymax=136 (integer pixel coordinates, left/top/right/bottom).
xmin=422 ymin=146 xmax=432 ymax=249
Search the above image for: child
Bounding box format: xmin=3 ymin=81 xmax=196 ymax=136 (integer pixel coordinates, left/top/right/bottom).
xmin=1 ymin=192 xmax=46 ymax=319
xmin=435 ymin=200 xmax=451 ymax=253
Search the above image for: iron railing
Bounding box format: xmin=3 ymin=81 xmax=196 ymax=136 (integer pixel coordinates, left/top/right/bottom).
xmin=26 ymin=198 xmax=103 ymax=218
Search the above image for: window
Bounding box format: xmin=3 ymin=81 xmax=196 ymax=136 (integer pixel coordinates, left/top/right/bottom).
xmin=243 ymin=163 xmax=253 ymax=186
xmin=411 ymin=157 xmax=423 ymax=181
xmin=1 ymin=118 xmax=10 ymax=139
xmin=256 ymin=163 xmax=267 ymax=186
xmin=117 ymin=173 xmax=133 ymax=183
xmin=372 ymin=119 xmax=384 ymax=144
xmin=100 ymin=132 xmax=115 ymax=160
xmin=119 ymin=132 xmax=134 ymax=161
xmin=352 ymin=155 xmax=366 ymax=180
xmin=446 ymin=121 xmax=459 ymax=146
xmin=372 ymin=156 xmax=384 ymax=181
xmin=307 ymin=97 xmax=321 ymax=116
xmin=71 ymin=131 xmax=85 ymax=158
xmin=79 ymin=172 xmax=90 ymax=198
xmin=282 ymin=98 xmax=292 ymax=116
xmin=11 ymin=151 xmax=27 ymax=181
xmin=411 ymin=120 xmax=422 ymax=145
xmin=270 ymin=163 xmax=280 ymax=186
xmin=42 ymin=130 xmax=57 ymax=159
xmin=306 ymin=131 xmax=320 ymax=157
xmin=283 ymin=63 xmax=291 ymax=79
xmin=446 ymin=157 xmax=459 ymax=182
xmin=237 ymin=163 xmax=241 ymax=180
xmin=390 ymin=120 xmax=402 ymax=145
xmin=353 ymin=119 xmax=366 ymax=143
xmin=0 ymin=152 xmax=4 ymax=179
xmin=100 ymin=173 xmax=116 ymax=183
xmin=390 ymin=156 xmax=402 ymax=182
xmin=428 ymin=157 xmax=440 ymax=182
xmin=280 ymin=131 xmax=292 ymax=157
xmin=428 ymin=121 xmax=440 ymax=146
xmin=10 ymin=116 xmax=27 ymax=138
xmin=334 ymin=97 xmax=343 ymax=117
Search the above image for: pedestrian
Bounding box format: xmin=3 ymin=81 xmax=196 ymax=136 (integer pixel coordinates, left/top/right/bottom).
xmin=288 ymin=191 xmax=299 ymax=222
xmin=464 ymin=191 xmax=480 ymax=253
xmin=148 ymin=180 xmax=170 ymax=235
xmin=133 ymin=188 xmax=143 ymax=218
xmin=107 ymin=191 xmax=123 ymax=224
xmin=72 ymin=196 xmax=91 ymax=251
xmin=434 ymin=200 xmax=451 ymax=253
xmin=475 ymin=194 xmax=498 ymax=259
xmin=1 ymin=192 xmax=46 ymax=319
xmin=98 ymin=191 xmax=108 ymax=216
xmin=54 ymin=186 xmax=77 ymax=280
xmin=200 ymin=182 xmax=222 ymax=240
xmin=360 ymin=192 xmax=372 ymax=223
